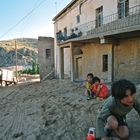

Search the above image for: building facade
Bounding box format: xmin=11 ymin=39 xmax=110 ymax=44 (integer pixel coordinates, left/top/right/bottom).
xmin=53 ymin=0 xmax=140 ymax=83
xmin=38 ymin=37 xmax=54 ymax=80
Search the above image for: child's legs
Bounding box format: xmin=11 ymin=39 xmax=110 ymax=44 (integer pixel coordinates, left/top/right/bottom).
xmin=105 ymin=115 xmax=129 ymax=139
xmin=84 ymin=89 xmax=90 ymax=96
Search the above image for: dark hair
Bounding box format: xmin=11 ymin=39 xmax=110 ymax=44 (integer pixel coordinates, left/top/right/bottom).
xmin=89 ymin=131 xmax=94 ymax=134
xmin=111 ymin=79 xmax=136 ymax=100
xmin=87 ymin=73 xmax=94 ymax=78
xmin=93 ymin=76 xmax=100 ymax=84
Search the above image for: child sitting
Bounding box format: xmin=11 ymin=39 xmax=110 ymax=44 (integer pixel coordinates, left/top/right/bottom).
xmin=91 ymin=76 xmax=109 ymax=100
xmin=84 ymin=73 xmax=94 ymax=100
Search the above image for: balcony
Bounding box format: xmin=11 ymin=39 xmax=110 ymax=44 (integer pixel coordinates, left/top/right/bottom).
xmin=57 ymin=4 xmax=140 ymax=44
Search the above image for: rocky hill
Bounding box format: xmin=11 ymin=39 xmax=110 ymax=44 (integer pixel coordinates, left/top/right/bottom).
xmin=0 ymin=38 xmax=38 ymax=68
xmin=0 ymin=79 xmax=140 ymax=140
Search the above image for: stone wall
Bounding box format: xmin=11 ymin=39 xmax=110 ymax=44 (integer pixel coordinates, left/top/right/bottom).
xmin=38 ymin=37 xmax=54 ymax=80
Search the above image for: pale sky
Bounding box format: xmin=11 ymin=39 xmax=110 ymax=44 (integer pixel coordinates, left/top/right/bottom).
xmin=0 ymin=0 xmax=71 ymax=40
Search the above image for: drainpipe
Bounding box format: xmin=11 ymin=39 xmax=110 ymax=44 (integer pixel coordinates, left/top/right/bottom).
xmin=79 ymin=0 xmax=88 ymax=14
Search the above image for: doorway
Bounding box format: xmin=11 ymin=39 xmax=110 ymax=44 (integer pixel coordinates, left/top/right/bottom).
xmin=75 ymin=56 xmax=82 ymax=79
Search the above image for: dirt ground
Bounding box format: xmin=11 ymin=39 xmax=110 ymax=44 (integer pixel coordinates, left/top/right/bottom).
xmin=0 ymin=79 xmax=140 ymax=140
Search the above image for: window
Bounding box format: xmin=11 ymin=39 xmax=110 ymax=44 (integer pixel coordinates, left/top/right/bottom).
xmin=76 ymin=15 xmax=80 ymax=23
xmin=102 ymin=54 xmax=108 ymax=72
xmin=118 ymin=0 xmax=129 ymax=19
xmin=46 ymin=49 xmax=51 ymax=59
xmin=96 ymin=6 xmax=103 ymax=27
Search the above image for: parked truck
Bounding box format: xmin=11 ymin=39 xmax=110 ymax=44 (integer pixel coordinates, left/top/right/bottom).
xmin=0 ymin=69 xmax=17 ymax=86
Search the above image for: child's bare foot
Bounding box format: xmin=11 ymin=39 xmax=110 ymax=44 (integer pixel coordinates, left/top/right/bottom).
xmin=96 ymin=97 xmax=104 ymax=101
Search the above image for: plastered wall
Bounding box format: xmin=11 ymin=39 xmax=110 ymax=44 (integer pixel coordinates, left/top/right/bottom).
xmin=114 ymin=37 xmax=140 ymax=83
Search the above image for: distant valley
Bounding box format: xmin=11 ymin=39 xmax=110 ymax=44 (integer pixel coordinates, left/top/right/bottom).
xmin=0 ymin=38 xmax=38 ymax=70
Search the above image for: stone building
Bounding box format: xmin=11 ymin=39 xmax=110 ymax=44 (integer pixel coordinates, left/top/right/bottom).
xmin=53 ymin=0 xmax=140 ymax=83
xmin=38 ymin=37 xmax=54 ymax=80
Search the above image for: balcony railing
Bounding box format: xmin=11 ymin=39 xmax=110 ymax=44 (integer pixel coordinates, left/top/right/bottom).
xmin=57 ymin=4 xmax=140 ymax=43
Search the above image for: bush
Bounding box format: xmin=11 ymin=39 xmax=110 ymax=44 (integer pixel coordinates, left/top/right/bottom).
xmin=18 ymin=62 xmax=39 ymax=75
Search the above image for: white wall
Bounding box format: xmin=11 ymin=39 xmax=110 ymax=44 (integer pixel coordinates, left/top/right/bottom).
xmin=54 ymin=0 xmax=140 ymax=78
xmin=64 ymin=48 xmax=70 ymax=77
xmin=130 ymin=0 xmax=140 ymax=7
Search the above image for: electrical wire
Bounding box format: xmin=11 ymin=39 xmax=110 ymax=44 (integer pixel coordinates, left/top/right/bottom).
xmin=0 ymin=0 xmax=47 ymax=40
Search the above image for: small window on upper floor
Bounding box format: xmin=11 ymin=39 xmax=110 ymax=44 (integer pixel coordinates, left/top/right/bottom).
xmin=46 ymin=49 xmax=51 ymax=59
xmin=102 ymin=54 xmax=108 ymax=72
xmin=76 ymin=15 xmax=80 ymax=23
xmin=96 ymin=6 xmax=103 ymax=27
xmin=118 ymin=0 xmax=129 ymax=19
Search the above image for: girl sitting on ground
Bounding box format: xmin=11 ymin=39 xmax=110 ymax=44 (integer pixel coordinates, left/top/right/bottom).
xmin=91 ymin=76 xmax=109 ymax=100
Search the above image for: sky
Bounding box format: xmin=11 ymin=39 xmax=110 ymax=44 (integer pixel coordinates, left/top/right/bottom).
xmin=0 ymin=0 xmax=71 ymax=41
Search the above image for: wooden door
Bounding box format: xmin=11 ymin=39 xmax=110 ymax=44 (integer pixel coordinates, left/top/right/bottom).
xmin=76 ymin=57 xmax=82 ymax=79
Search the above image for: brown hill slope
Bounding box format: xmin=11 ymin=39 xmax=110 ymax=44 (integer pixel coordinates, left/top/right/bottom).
xmin=0 ymin=79 xmax=140 ymax=140
xmin=0 ymin=38 xmax=38 ymax=67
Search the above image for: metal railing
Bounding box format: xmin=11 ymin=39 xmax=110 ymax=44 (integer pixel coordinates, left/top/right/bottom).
xmin=57 ymin=4 xmax=140 ymax=43
xmin=79 ymin=4 xmax=140 ymax=36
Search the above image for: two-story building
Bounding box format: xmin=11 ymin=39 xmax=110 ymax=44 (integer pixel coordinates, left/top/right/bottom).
xmin=53 ymin=0 xmax=140 ymax=83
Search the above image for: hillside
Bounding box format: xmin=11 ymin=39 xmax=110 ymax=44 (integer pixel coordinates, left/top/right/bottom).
xmin=0 ymin=79 xmax=140 ymax=140
xmin=0 ymin=38 xmax=38 ymax=68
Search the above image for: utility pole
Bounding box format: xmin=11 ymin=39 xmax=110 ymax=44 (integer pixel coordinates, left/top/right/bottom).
xmin=15 ymin=40 xmax=18 ymax=81
xmin=55 ymin=1 xmax=58 ymax=78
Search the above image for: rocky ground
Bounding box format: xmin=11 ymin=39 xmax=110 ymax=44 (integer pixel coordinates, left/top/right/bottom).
xmin=0 ymin=79 xmax=140 ymax=140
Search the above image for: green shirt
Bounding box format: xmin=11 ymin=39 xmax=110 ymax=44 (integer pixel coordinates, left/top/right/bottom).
xmin=96 ymin=96 xmax=140 ymax=138
xmin=85 ymin=81 xmax=92 ymax=89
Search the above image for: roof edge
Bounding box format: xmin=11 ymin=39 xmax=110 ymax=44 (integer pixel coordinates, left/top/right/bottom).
xmin=52 ymin=0 xmax=77 ymax=21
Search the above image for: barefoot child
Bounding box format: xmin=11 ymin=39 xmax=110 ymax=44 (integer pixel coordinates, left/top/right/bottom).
xmin=84 ymin=73 xmax=94 ymax=99
xmin=96 ymin=79 xmax=140 ymax=140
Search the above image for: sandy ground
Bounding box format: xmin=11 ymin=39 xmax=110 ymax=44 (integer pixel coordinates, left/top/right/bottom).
xmin=0 ymin=79 xmax=140 ymax=140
